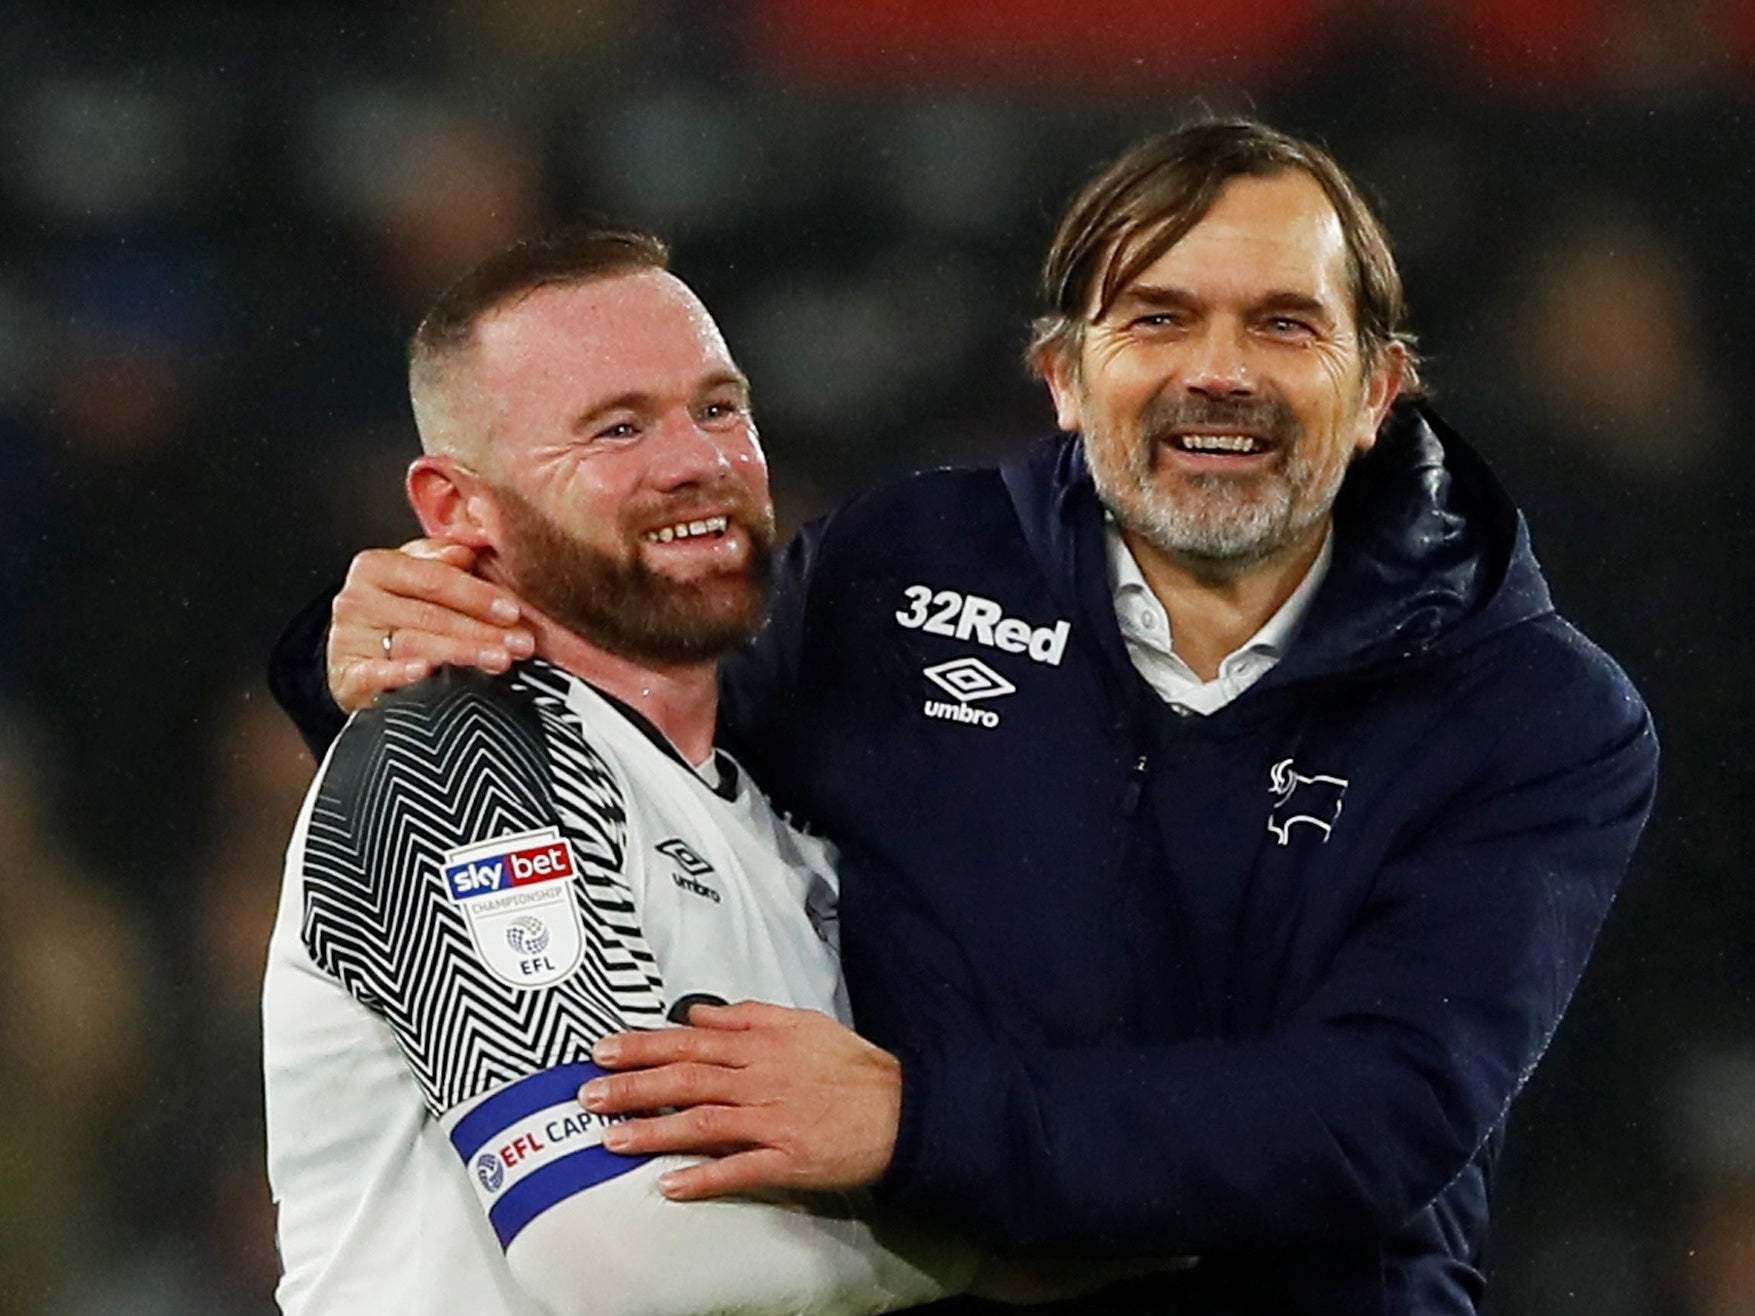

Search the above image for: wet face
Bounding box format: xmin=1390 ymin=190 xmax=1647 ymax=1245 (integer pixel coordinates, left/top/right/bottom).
xmin=465 ymin=270 xmax=776 ymax=662
xmin=1046 ymin=170 xmax=1400 ymax=574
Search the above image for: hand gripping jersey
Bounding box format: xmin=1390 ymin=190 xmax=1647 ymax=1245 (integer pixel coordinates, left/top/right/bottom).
xmin=263 ymin=659 xmax=972 ymax=1315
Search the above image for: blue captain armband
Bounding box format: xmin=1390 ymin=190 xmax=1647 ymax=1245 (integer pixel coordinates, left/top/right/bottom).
xmin=444 ymin=1062 xmax=654 ymax=1248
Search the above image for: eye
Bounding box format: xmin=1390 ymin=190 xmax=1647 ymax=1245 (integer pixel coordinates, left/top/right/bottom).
xmin=1262 ymin=315 xmax=1316 ymax=338
xmin=698 ymin=397 xmax=747 ymax=425
xmin=1130 ymin=312 xmax=1185 ymax=330
xmin=594 ymin=420 xmax=640 ymax=441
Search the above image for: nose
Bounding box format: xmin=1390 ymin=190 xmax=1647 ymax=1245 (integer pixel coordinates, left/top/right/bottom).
xmin=1184 ymin=321 xmax=1254 ymax=399
xmin=646 ymin=409 xmax=733 ymax=491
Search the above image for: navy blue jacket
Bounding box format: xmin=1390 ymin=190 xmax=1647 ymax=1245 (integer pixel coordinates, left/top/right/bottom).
xmin=716 ymin=405 xmax=1656 ymax=1314
xmin=272 ymin=405 xmax=1656 ymax=1314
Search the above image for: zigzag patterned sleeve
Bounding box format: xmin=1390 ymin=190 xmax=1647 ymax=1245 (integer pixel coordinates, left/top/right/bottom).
xmin=301 ymin=667 xmax=668 ymax=1109
xmin=297 ymin=668 xmax=982 ymax=1311
xmin=299 ymin=668 xmax=674 ymax=1251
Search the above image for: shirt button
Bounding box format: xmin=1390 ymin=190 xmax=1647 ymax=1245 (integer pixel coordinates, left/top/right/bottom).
xmin=1138 ymin=608 xmax=1158 ymax=628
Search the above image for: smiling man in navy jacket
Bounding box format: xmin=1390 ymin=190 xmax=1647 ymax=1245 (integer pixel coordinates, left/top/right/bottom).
xmin=273 ymin=119 xmax=1657 ymax=1313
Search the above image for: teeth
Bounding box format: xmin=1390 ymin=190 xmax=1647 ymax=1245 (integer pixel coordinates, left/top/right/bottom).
xmin=1178 ymin=433 xmax=1261 ymax=453
xmin=644 ymin=515 xmax=731 ymax=543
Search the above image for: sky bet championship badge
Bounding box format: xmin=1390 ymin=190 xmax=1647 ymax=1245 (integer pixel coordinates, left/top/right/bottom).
xmin=441 ymin=826 xmax=585 ymax=989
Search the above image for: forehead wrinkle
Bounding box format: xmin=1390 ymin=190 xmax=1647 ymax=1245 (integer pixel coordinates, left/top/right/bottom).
xmin=459 ymin=270 xmax=746 ymax=466
xmin=1107 ymin=173 xmax=1353 ymax=321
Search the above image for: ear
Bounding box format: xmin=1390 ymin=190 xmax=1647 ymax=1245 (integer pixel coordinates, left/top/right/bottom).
xmin=1036 ymin=341 xmax=1085 ymax=434
xmin=406 ymin=456 xmax=496 ymax=549
xmin=1352 ymin=343 xmax=1407 ymax=456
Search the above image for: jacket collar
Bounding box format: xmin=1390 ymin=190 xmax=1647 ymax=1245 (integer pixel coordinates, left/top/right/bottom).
xmin=1001 ymin=403 xmax=1553 ymax=693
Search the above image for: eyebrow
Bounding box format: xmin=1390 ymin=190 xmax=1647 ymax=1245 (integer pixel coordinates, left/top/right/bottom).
xmin=1108 ymin=285 xmax=1200 ymax=314
xmin=1253 ymin=292 xmax=1334 ymax=321
xmin=570 ymin=368 xmax=751 ymax=432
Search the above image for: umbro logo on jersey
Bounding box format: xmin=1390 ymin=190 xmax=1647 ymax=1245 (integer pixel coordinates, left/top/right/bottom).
xmin=657 ymin=837 xmax=722 ymax=903
xmin=922 ymin=656 xmax=1015 ymax=729
xmin=1267 ymin=758 xmax=1350 ymax=845
xmin=672 ymin=874 xmax=722 ymax=903
xmin=656 ymin=837 xmax=712 ymax=876
xmin=895 ymin=585 xmax=1070 ymax=666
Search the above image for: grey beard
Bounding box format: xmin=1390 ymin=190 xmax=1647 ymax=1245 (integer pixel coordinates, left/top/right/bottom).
xmin=1086 ymin=422 xmax=1342 ymax=574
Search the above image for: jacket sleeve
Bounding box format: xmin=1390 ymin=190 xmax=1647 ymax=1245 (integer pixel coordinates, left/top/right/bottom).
xmin=716 ymin=518 xmax=828 ymax=818
xmin=875 ymin=662 xmax=1659 ymax=1252
xmin=267 ymin=581 xmax=348 ymax=761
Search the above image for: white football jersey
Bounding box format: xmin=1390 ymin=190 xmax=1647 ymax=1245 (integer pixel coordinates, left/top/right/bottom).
xmin=263 ymin=659 xmax=972 ymax=1315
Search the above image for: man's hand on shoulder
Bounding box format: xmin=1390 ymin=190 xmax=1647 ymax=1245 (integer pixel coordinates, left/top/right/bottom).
xmin=581 ymin=1001 xmax=901 ymax=1201
xmin=328 ymin=538 xmax=535 ymax=712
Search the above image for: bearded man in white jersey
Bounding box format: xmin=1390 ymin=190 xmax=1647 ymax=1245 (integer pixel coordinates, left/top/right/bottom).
xmin=264 ymin=227 xmax=1144 ymax=1314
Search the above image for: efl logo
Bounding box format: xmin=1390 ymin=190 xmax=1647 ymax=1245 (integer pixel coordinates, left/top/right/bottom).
xmin=476 ymin=1152 xmax=504 ymax=1193
xmin=445 ymin=834 xmax=576 ymax=901
xmin=440 ymin=827 xmax=586 ymax=989
xmin=922 ymin=656 xmax=1015 ymax=729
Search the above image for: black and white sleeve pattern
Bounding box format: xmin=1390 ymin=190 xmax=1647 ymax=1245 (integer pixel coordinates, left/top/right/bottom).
xmin=299 ymin=666 xmax=667 ymax=1247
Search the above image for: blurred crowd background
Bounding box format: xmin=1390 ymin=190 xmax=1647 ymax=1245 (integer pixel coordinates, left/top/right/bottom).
xmin=4 ymin=1 xmax=1753 ymax=1312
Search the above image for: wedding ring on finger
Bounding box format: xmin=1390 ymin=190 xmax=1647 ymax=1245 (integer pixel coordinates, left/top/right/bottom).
xmin=382 ymin=629 xmax=396 ymax=657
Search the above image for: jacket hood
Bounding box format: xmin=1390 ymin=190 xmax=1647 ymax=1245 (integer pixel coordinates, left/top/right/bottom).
xmin=1001 ymin=403 xmax=1554 ymax=687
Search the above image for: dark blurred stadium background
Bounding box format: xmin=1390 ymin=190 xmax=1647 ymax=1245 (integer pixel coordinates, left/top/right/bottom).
xmin=4 ymin=1 xmax=1753 ymax=1312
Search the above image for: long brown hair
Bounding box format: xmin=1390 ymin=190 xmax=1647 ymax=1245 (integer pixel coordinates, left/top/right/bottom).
xmin=1029 ymin=117 xmax=1422 ymax=395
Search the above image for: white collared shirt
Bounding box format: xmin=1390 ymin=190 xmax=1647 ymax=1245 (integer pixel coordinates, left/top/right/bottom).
xmin=1107 ymin=521 xmax=1332 ymax=716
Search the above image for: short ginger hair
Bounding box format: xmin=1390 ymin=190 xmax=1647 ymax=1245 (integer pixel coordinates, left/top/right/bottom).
xmin=407 ymin=224 xmax=671 ymax=459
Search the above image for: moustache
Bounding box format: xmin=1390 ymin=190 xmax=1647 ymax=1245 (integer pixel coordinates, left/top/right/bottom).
xmin=1139 ymin=394 xmax=1299 ymax=448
